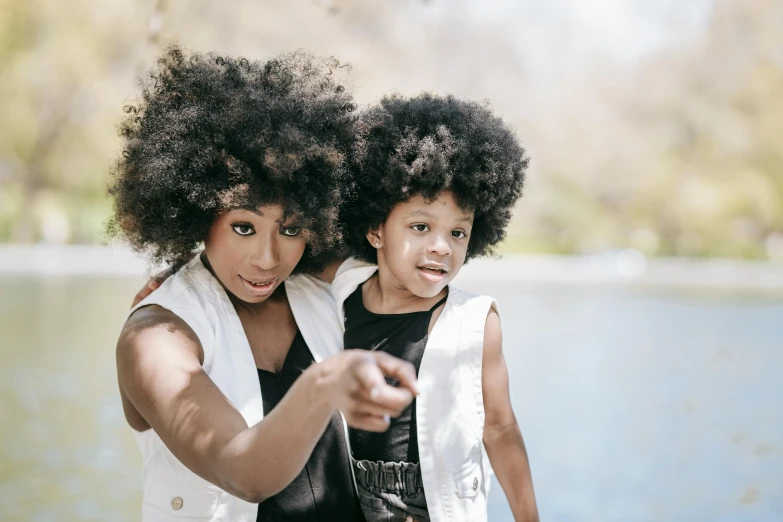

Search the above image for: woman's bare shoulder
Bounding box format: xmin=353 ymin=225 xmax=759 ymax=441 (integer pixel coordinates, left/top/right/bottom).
xmin=119 ymin=305 xmax=204 ymax=369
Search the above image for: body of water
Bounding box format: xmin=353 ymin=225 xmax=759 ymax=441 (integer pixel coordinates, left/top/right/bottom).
xmin=1 ymin=275 xmax=781 ymax=521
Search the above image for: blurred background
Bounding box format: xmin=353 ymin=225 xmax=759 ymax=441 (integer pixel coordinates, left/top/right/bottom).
xmin=1 ymin=0 xmax=781 ymax=520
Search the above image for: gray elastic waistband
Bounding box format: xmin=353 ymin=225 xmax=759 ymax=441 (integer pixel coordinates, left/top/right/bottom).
xmin=352 ymin=459 xmax=425 ymax=496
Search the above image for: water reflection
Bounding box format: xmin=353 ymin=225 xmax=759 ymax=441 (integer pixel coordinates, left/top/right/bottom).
xmin=1 ymin=277 xmax=145 ymax=521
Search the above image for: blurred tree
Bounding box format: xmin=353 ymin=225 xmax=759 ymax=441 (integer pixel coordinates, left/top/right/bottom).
xmin=516 ymin=0 xmax=783 ymax=259
xmin=0 ymin=0 xmax=147 ymax=243
xmin=0 ymin=0 xmax=780 ymax=260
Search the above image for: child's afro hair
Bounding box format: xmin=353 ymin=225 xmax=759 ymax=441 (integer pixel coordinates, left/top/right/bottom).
xmin=342 ymin=93 xmax=528 ymax=263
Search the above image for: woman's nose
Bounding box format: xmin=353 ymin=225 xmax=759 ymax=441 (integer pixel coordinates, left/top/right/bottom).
xmin=249 ymin=242 xmax=280 ymax=270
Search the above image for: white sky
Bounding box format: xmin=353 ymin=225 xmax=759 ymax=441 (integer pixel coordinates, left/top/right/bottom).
xmin=425 ymin=0 xmax=712 ymax=76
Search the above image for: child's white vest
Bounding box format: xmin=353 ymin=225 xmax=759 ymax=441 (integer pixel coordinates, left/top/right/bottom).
xmin=125 ymin=254 xmax=344 ymax=521
xmin=332 ymin=258 xmax=497 ymax=522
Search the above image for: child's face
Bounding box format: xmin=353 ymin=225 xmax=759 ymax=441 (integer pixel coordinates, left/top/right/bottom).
xmin=371 ymin=191 xmax=474 ymax=298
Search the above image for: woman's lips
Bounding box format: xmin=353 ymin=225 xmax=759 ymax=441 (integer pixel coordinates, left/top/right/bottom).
xmin=239 ymin=275 xmax=278 ymax=297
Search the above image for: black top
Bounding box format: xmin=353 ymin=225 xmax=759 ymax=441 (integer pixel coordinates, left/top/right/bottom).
xmin=256 ymin=331 xmax=363 ymax=522
xmin=343 ymin=283 xmax=447 ymax=463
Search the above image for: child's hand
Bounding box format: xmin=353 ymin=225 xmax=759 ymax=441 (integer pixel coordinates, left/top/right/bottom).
xmin=315 ymin=349 xmax=418 ymax=432
xmin=131 ymin=266 xmax=175 ymax=308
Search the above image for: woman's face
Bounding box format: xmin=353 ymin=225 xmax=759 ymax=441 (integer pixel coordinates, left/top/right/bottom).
xmin=204 ymin=204 xmax=306 ymax=304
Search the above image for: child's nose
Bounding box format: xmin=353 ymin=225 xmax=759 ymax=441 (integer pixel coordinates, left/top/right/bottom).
xmin=429 ymin=235 xmax=452 ymax=256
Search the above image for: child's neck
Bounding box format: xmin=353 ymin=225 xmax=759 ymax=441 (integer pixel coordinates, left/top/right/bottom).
xmin=363 ymin=270 xmax=448 ymax=315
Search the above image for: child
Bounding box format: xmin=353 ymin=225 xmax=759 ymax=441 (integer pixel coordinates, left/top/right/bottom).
xmin=332 ymin=94 xmax=539 ymax=522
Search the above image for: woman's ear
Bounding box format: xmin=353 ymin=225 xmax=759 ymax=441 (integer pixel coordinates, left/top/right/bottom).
xmin=366 ymin=228 xmax=382 ymax=249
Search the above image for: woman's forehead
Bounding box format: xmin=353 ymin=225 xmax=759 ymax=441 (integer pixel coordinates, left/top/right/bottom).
xmin=226 ymin=204 xmax=303 ymax=223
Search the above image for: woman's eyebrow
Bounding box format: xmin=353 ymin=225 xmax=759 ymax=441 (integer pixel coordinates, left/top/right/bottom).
xmin=240 ymin=208 xmax=298 ymax=224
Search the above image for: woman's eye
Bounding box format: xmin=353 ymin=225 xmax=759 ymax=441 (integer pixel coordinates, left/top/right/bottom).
xmin=281 ymin=226 xmax=301 ymax=237
xmin=231 ymin=224 xmax=254 ymax=236
xmin=452 ymin=230 xmax=467 ymax=239
xmin=412 ymin=224 xmax=429 ymax=232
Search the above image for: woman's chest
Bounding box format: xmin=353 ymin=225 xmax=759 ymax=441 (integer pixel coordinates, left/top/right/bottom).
xmin=239 ymin=308 xmax=299 ymax=373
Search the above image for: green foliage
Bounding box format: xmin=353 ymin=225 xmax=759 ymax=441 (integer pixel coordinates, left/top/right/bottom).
xmin=0 ymin=0 xmax=143 ymax=243
xmin=514 ymin=0 xmax=783 ymax=259
xmin=1 ymin=0 xmax=781 ymax=259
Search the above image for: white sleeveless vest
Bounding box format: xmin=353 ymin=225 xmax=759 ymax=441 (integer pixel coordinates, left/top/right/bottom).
xmin=332 ymin=258 xmax=497 ymax=522
xmin=126 ymin=254 xmax=344 ymax=521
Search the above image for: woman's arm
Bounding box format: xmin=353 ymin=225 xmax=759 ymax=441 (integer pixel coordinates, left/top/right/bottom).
xmin=118 ymin=305 xmax=416 ymax=503
xmin=482 ymin=309 xmax=540 ymax=522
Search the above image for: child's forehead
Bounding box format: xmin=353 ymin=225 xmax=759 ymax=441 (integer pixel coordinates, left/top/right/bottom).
xmin=390 ymin=191 xmax=475 ymax=221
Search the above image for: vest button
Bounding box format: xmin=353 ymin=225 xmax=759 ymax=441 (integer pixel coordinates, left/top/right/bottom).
xmin=171 ymin=496 xmax=183 ymax=510
xmin=473 ymin=477 xmax=479 ymax=491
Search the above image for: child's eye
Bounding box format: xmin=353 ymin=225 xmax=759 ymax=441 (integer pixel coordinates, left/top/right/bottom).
xmin=452 ymin=230 xmax=467 ymax=239
xmin=231 ymin=223 xmax=255 ymax=236
xmin=280 ymin=226 xmax=301 ymax=237
xmin=411 ymin=224 xmax=429 ymax=232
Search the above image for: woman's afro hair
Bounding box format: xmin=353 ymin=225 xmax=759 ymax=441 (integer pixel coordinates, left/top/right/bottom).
xmin=108 ymin=46 xmax=357 ymax=273
xmin=342 ymin=93 xmax=528 ymax=263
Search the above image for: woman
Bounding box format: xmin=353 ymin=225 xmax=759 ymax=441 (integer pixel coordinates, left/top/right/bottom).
xmin=111 ymin=47 xmax=417 ymax=521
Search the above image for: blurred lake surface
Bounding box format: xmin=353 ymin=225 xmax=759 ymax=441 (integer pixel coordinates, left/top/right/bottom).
xmin=1 ymin=270 xmax=782 ymax=521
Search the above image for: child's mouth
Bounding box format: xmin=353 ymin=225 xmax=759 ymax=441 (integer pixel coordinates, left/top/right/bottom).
xmin=418 ymin=265 xmax=448 ymax=282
